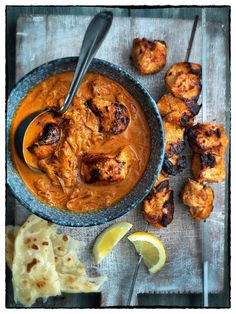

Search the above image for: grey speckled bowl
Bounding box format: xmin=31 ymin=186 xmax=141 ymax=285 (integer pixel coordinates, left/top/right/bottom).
xmin=7 ymin=57 xmax=165 ymax=227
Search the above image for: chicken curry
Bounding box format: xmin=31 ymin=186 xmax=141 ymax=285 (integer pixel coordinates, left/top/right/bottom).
xmin=10 ymin=72 xmax=151 ymax=213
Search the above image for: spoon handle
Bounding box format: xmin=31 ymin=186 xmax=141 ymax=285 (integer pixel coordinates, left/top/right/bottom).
xmin=58 ymin=11 xmax=113 ymax=114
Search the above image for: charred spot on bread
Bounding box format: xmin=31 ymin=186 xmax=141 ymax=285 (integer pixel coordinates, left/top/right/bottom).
xmin=26 ymin=258 xmax=38 ymax=273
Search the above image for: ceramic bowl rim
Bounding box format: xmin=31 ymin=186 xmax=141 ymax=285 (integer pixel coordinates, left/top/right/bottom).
xmin=6 ymin=57 xmax=165 ymax=227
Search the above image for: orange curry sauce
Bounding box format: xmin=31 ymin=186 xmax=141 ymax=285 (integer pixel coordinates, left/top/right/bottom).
xmin=10 ymin=72 xmax=151 ymax=213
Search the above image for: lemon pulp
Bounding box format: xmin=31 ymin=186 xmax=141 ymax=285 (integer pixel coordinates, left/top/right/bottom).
xmin=93 ymin=221 xmax=133 ymax=264
xmin=128 ymin=231 xmax=167 ymax=274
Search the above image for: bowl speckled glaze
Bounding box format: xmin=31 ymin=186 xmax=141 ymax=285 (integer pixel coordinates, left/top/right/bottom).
xmin=7 ymin=57 xmax=165 ymax=227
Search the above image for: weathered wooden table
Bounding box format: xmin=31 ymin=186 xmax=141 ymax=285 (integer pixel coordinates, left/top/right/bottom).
xmin=6 ymin=6 xmax=230 ymax=308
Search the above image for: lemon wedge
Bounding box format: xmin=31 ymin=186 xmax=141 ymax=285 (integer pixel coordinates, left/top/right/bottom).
xmin=93 ymin=221 xmax=133 ymax=264
xmin=128 ymin=231 xmax=167 ymax=274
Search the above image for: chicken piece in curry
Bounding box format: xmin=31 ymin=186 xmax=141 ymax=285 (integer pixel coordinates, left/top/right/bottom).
xmin=191 ymin=153 xmax=226 ymax=183
xmin=131 ymin=38 xmax=167 ymax=75
xmin=80 ymin=147 xmax=132 ymax=184
xmin=85 ymin=98 xmax=130 ymax=135
xmin=165 ymin=62 xmax=202 ymax=102
xmin=180 ymin=179 xmax=214 ymax=220
xmin=27 ymin=123 xmax=61 ymax=160
xmin=10 ymin=72 xmax=151 ymax=212
xmin=187 ymin=123 xmax=228 ymax=156
xmin=142 ymin=171 xmax=174 ymax=228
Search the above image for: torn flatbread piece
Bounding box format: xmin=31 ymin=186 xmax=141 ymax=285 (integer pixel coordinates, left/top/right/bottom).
xmin=51 ymin=231 xmax=107 ymax=293
xmin=6 ymin=214 xmax=107 ymax=306
xmin=11 ymin=215 xmax=61 ymax=306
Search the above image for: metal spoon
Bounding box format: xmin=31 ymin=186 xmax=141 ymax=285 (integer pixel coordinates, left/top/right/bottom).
xmin=15 ymin=11 xmax=113 ymax=170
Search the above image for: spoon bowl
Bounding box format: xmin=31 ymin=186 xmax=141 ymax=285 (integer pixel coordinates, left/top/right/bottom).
xmin=15 ymin=11 xmax=113 ymax=170
xmin=7 ymin=57 xmax=164 ymax=226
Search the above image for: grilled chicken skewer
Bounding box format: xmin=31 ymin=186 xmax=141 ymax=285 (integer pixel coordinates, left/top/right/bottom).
xmin=158 ymin=62 xmax=202 ymax=176
xmin=127 ymin=15 xmax=201 ymax=306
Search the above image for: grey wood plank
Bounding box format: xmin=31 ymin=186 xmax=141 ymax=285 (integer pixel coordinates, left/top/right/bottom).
xmin=9 ymin=14 xmax=229 ymax=307
xmin=7 ymin=6 xmax=129 ymax=17
xmin=6 ymin=6 xmax=129 ymax=94
xmin=130 ymin=6 xmax=230 ymax=23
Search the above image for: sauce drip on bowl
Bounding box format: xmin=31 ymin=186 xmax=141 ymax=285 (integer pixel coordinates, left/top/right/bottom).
xmin=10 ymin=72 xmax=151 ymax=213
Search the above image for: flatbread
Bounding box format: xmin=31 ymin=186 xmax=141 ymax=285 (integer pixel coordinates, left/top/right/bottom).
xmin=51 ymin=232 xmax=107 ymax=293
xmin=12 ymin=215 xmax=61 ymax=306
xmin=7 ymin=214 xmax=107 ymax=306
xmin=58 ymin=272 xmax=107 ymax=293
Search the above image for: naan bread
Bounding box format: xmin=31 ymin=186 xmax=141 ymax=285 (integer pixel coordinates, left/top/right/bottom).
xmin=7 ymin=214 xmax=107 ymax=306
xmin=12 ymin=215 xmax=61 ymax=306
xmin=58 ymin=272 xmax=107 ymax=293
xmin=51 ymin=232 xmax=107 ymax=293
xmin=51 ymin=231 xmax=81 ymax=257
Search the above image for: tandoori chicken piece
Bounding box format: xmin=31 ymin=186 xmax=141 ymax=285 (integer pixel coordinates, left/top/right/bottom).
xmin=148 ymin=171 xmax=169 ymax=192
xmin=163 ymin=120 xmax=185 ymax=157
xmin=131 ymin=38 xmax=167 ymax=75
xmin=38 ymin=137 xmax=79 ymax=190
xmin=163 ymin=154 xmax=187 ymax=176
xmin=191 ymin=153 xmax=226 ymax=183
xmin=80 ymin=147 xmax=132 ymax=184
xmin=27 ymin=123 xmax=61 ymax=160
xmin=142 ymin=171 xmax=174 ymax=228
xmin=180 ymin=179 xmax=214 ymax=220
xmin=165 ymin=62 xmax=202 ymax=102
xmin=187 ymin=123 xmax=228 ymax=156
xmin=85 ymin=98 xmax=130 ymax=135
xmin=157 ymin=93 xmax=201 ymax=128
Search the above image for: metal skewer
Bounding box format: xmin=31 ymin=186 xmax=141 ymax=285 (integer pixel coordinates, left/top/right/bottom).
xmin=126 ymin=15 xmax=199 ymax=306
xmin=201 ymin=8 xmax=209 ymax=307
xmin=126 ymin=222 xmax=148 ymax=306
xmin=185 ymin=15 xmax=199 ymax=62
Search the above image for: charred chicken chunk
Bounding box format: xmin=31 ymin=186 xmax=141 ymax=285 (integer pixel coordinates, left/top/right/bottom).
xmin=180 ymin=179 xmax=214 ymax=220
xmin=163 ymin=154 xmax=187 ymax=176
xmin=142 ymin=171 xmax=174 ymax=228
xmin=163 ymin=120 xmax=185 ymax=157
xmin=85 ymin=99 xmax=130 ymax=135
xmin=151 ymin=171 xmax=169 ymax=188
xmin=157 ymin=93 xmax=201 ymax=128
xmin=191 ymin=153 xmax=226 ymax=183
xmin=80 ymin=147 xmax=132 ymax=184
xmin=131 ymin=38 xmax=167 ymax=75
xmin=187 ymin=123 xmax=228 ymax=156
xmin=165 ymin=62 xmax=202 ymax=102
xmin=27 ymin=123 xmax=61 ymax=160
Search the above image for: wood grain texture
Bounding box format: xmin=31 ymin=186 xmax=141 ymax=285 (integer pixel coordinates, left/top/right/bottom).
xmin=9 ymin=14 xmax=229 ymax=307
